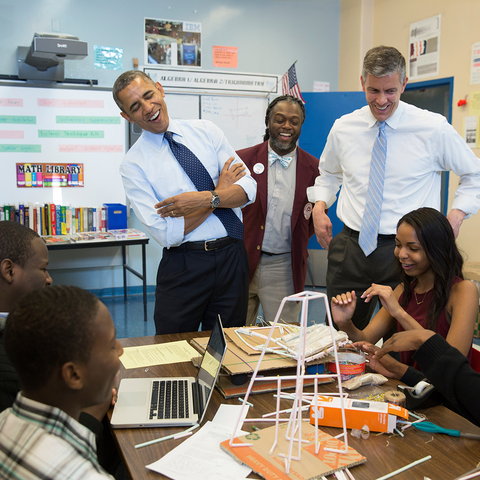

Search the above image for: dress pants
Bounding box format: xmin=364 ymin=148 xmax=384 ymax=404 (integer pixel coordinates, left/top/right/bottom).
xmin=327 ymin=226 xmax=398 ymax=331
xmin=154 ymin=239 xmax=249 ymax=334
xmin=246 ymin=252 xmax=301 ymax=326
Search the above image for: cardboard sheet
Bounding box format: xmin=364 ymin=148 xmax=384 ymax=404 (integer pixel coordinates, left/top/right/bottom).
xmin=221 ymin=422 xmax=366 ymax=480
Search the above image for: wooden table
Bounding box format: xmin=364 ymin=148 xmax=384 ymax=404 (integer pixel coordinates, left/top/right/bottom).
xmin=112 ymin=333 xmax=480 ymax=480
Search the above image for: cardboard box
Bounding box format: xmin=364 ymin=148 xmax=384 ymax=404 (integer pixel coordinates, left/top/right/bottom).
xmin=310 ymin=395 xmax=409 ymax=433
xmin=103 ymin=203 xmax=127 ymax=230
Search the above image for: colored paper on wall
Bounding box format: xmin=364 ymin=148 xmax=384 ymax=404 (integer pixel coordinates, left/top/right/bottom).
xmin=212 ymin=46 xmax=238 ymax=68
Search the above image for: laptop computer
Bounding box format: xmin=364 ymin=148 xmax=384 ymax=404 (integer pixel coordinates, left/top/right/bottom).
xmin=111 ymin=315 xmax=227 ymax=429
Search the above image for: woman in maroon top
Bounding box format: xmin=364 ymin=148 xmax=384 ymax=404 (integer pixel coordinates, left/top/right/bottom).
xmin=331 ymin=207 xmax=478 ymax=372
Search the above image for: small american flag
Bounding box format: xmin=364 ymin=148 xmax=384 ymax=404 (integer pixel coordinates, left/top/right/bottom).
xmin=281 ymin=63 xmax=305 ymax=103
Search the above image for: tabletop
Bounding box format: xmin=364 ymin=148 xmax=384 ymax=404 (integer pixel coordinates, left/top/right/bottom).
xmin=111 ymin=332 xmax=480 ymax=480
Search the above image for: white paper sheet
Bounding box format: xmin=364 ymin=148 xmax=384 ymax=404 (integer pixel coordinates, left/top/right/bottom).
xmin=146 ymin=419 xmax=251 ymax=480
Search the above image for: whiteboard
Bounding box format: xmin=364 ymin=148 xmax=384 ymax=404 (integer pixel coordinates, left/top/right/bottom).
xmin=166 ymin=94 xmax=200 ymax=120
xmin=201 ymin=95 xmax=267 ymax=150
xmin=128 ymin=93 xmax=268 ymax=151
xmin=0 ymin=83 xmax=126 ymax=207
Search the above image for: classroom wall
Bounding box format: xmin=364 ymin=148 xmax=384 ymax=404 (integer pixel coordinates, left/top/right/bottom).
xmin=0 ymin=0 xmax=341 ymax=292
xmin=0 ymin=0 xmax=341 ymax=91
xmin=339 ymin=0 xmax=480 ymax=263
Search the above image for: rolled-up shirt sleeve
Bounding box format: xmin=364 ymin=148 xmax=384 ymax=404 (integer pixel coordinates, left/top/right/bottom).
xmin=306 ymin=125 xmax=342 ymax=208
xmin=436 ymin=120 xmax=480 ymax=217
xmin=120 ymin=160 xmax=185 ymax=248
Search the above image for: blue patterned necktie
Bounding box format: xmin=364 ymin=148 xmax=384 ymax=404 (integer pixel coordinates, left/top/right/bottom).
xmin=268 ymin=150 xmax=293 ymax=169
xmin=359 ymin=121 xmax=387 ymax=256
xmin=163 ymin=131 xmax=244 ymax=240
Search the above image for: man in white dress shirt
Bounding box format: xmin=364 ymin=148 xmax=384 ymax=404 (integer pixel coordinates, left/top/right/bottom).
xmin=113 ymin=71 xmax=257 ymax=334
xmin=307 ymin=46 xmax=480 ymax=330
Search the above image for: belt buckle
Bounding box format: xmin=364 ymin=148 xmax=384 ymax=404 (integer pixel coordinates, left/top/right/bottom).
xmin=204 ymin=238 xmax=218 ymax=251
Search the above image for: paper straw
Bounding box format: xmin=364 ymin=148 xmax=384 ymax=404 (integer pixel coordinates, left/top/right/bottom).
xmin=135 ymin=423 xmax=199 ymax=449
xmin=375 ymin=455 xmax=431 ymax=480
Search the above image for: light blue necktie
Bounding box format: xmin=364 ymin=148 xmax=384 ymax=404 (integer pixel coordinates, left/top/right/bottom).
xmin=359 ymin=121 xmax=387 ymax=257
xmin=268 ymin=150 xmax=293 ymax=169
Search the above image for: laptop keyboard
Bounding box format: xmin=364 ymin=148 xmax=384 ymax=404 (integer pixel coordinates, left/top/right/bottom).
xmin=150 ymin=380 xmax=189 ymax=420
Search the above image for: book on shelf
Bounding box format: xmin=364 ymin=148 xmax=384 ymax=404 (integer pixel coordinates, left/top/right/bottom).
xmin=74 ymin=232 xmax=115 ymax=243
xmin=1 ymin=203 xmax=108 ymax=236
xmin=42 ymin=235 xmax=74 ymax=245
xmin=107 ymin=228 xmax=146 ymax=239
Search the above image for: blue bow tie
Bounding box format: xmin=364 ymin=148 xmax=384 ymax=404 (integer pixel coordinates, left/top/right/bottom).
xmin=268 ymin=151 xmax=293 ymax=169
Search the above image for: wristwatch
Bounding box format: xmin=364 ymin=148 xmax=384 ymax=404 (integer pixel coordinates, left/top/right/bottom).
xmin=210 ymin=191 xmax=220 ymax=208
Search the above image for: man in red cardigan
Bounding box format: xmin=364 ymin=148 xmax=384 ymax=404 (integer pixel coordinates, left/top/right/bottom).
xmin=237 ymin=96 xmax=319 ymax=325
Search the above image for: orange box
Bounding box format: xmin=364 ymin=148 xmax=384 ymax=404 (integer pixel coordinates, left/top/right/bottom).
xmin=310 ymin=395 xmax=409 ymax=433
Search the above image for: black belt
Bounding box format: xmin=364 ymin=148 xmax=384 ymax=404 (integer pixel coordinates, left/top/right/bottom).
xmin=343 ymin=225 xmax=396 ymax=239
xmin=261 ymin=251 xmax=290 ymax=256
xmin=169 ymin=236 xmax=236 ymax=252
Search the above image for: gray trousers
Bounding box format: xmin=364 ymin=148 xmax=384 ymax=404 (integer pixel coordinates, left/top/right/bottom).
xmin=246 ymin=252 xmax=302 ymax=326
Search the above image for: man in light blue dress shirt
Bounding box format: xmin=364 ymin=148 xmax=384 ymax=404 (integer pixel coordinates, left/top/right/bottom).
xmin=308 ymin=46 xmax=480 ymax=331
xmin=113 ymin=71 xmax=257 ymax=334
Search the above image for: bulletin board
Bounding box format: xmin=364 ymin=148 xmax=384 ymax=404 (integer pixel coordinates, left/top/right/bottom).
xmin=0 ymin=82 xmax=127 ymax=208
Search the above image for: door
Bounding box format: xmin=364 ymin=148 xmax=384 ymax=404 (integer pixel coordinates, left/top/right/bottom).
xmin=299 ymin=91 xmax=367 ymax=286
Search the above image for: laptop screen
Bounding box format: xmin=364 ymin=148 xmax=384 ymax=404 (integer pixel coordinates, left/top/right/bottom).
xmin=194 ymin=315 xmax=226 ymax=422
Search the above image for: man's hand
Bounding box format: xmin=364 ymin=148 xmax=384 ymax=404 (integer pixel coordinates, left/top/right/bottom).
xmin=155 ymin=191 xmax=210 ymax=218
xmin=217 ymin=157 xmax=246 ymax=190
xmin=312 ymin=201 xmax=332 ymax=250
xmin=353 ymin=341 xmax=408 ymax=379
xmin=447 ymin=208 xmax=466 ymax=239
xmin=373 ymin=330 xmax=436 ymax=360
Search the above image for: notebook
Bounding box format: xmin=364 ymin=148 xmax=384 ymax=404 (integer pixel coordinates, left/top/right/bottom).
xmin=110 ymin=315 xmax=227 ymax=429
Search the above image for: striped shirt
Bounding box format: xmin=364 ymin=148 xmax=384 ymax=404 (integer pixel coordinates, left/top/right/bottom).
xmin=0 ymin=393 xmax=113 ymax=479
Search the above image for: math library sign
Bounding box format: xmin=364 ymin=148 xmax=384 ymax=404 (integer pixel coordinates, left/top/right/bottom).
xmin=144 ymin=68 xmax=279 ymax=94
xmin=16 ymin=163 xmax=84 ymax=188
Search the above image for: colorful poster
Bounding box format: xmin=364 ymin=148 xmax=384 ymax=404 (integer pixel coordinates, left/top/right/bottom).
xmin=409 ymin=15 xmax=441 ymax=80
xmin=16 ymin=163 xmax=84 ymax=188
xmin=145 ymin=17 xmax=201 ymax=67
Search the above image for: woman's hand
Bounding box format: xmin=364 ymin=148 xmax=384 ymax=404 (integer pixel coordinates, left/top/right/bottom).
xmin=331 ymin=290 xmax=357 ymax=328
xmin=362 ymin=283 xmax=403 ymax=318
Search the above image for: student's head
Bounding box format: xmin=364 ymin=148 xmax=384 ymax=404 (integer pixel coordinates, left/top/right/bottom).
xmin=4 ymin=285 xmax=123 ymax=409
xmin=395 ymin=207 xmax=463 ymax=328
xmin=360 ymin=46 xmax=407 ymax=122
xmin=113 ymin=70 xmax=169 ymax=134
xmin=0 ymin=221 xmax=52 ymax=305
xmin=263 ymin=95 xmax=305 ymax=155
